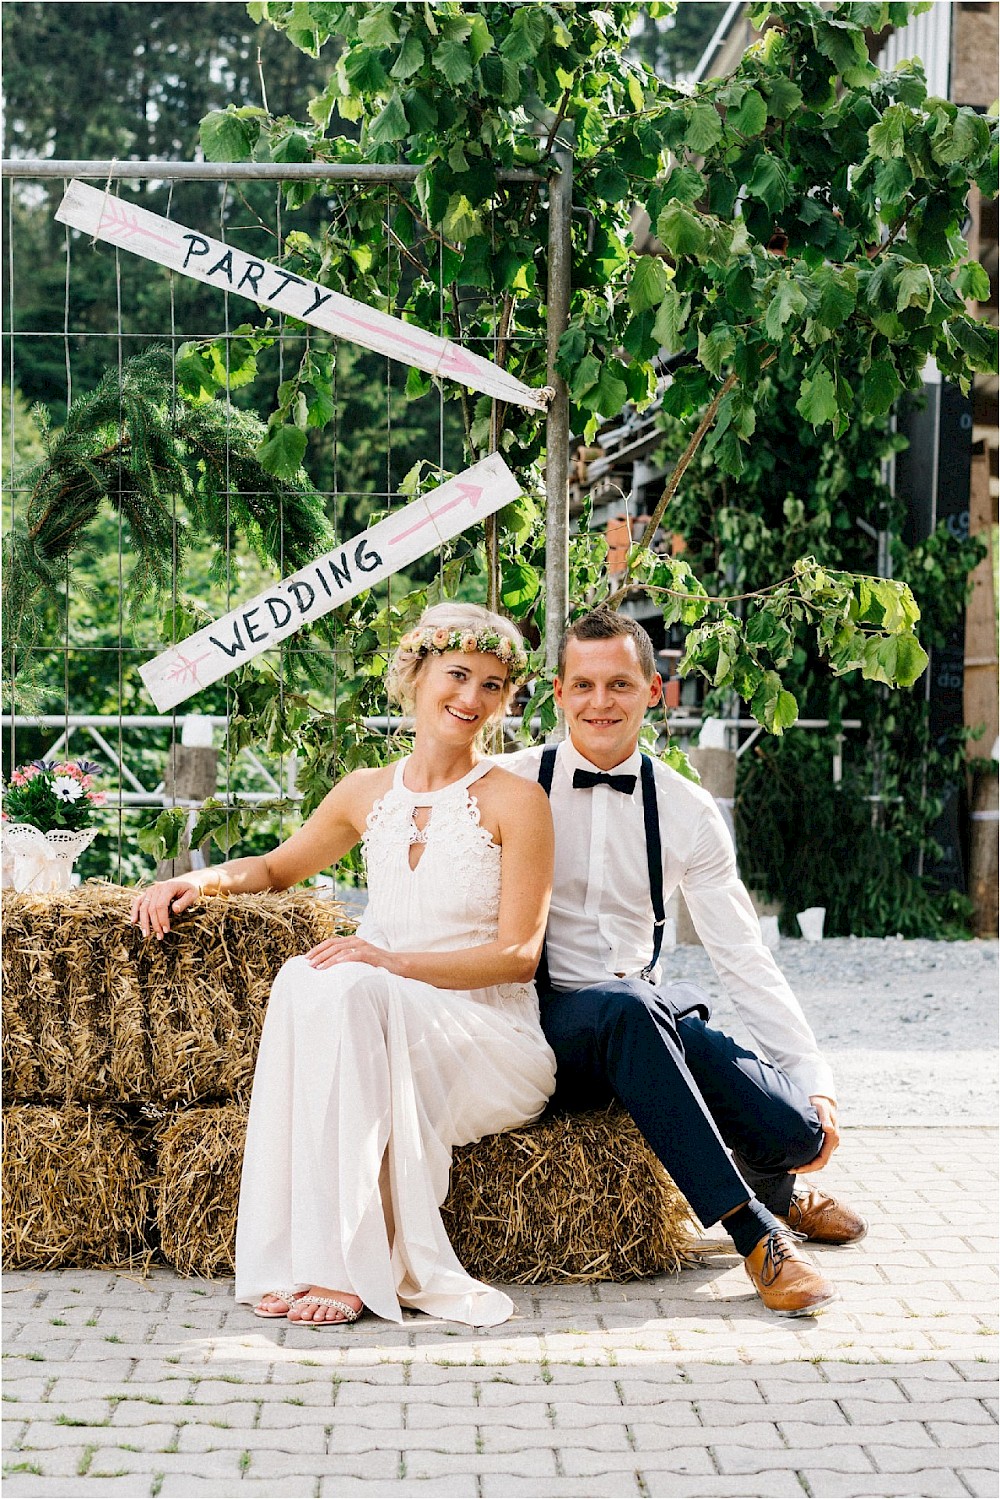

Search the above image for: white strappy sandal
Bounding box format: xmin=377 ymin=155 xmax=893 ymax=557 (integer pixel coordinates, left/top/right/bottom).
xmin=253 ymin=1289 xmax=307 ymax=1319
xmin=288 ymin=1295 xmax=364 ymax=1328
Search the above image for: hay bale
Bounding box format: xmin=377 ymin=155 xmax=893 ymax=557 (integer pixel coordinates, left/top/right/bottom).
xmin=155 ymin=1104 xmax=693 ymax=1285
xmin=443 ymin=1109 xmax=694 ymax=1283
xmin=1 ymin=886 xmax=349 ymax=1104
xmin=156 ymin=1105 xmax=245 ymax=1277
xmin=1 ymin=1104 xmax=151 ymax=1269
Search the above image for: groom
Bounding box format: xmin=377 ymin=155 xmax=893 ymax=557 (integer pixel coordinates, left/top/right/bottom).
xmin=508 ymin=607 xmax=866 ymax=1316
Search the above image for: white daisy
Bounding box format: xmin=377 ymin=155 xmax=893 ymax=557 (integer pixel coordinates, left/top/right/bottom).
xmin=52 ymin=776 xmax=84 ymax=802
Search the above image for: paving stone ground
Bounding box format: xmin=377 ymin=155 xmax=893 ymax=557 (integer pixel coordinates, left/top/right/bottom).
xmin=2 ymin=1125 xmax=997 ymax=1499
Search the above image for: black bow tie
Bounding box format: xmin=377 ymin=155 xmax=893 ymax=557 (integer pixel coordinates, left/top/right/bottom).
xmin=572 ymin=768 xmax=637 ymax=794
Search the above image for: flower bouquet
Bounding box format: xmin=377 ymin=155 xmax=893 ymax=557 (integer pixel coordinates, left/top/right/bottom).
xmin=2 ymin=760 xmax=106 ymax=892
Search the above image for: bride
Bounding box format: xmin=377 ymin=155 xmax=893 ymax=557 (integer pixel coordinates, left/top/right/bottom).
xmin=131 ymin=603 xmax=556 ymax=1328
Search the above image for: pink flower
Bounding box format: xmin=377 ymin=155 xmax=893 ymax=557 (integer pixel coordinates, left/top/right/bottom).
xmin=21 ymin=765 xmax=40 ymax=780
xmin=10 ymin=771 xmax=27 ymax=787
xmin=81 ymin=775 xmax=94 ymax=789
xmin=399 ymin=631 xmax=418 ymax=652
xmin=496 ymin=638 xmax=512 ymax=663
xmin=431 ymin=627 xmax=451 ymax=649
xmin=87 ymin=791 xmax=107 ymax=806
xmin=460 ymin=632 xmax=478 ymax=653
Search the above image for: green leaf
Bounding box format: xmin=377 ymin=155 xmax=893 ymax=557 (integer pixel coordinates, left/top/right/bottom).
xmin=795 ymin=366 xmax=839 ymax=429
xmin=199 ymin=110 xmax=256 ymax=163
xmin=750 ymin=671 xmax=799 ymax=734
xmin=628 ymin=255 xmax=669 ymax=313
xmin=867 ymin=106 xmax=906 ymax=162
xmin=660 ymin=165 xmax=705 ymax=206
xmin=343 ymin=45 xmax=390 ymax=93
xmin=895 ymin=262 xmax=934 ymax=313
xmin=956 ymin=260 xmax=991 ymax=303
xmin=814 ymin=267 xmax=857 ymax=329
xmin=763 ymin=276 xmax=808 ymax=340
xmin=728 ymin=88 xmax=767 ymax=137
xmin=357 ymin=6 xmax=399 ymax=47
xmin=765 ymin=77 xmax=802 ymax=119
xmin=568 ymin=353 xmax=600 ymax=401
xmin=861 ymin=359 xmax=901 ymax=416
xmin=698 ymin=323 xmax=735 ymax=376
xmin=745 ymin=153 xmax=791 ymax=212
xmin=651 ymin=286 xmax=687 ymax=350
xmin=874 ymin=156 xmax=913 ymax=207
xmin=256 ymin=424 xmax=307 ymax=480
xmin=367 ymin=91 xmax=408 ymax=146
xmin=591 ymin=361 xmax=629 ymax=418
xmin=656 ymin=201 xmax=708 ymax=257
xmin=815 ymin=17 xmax=873 ymax=81
xmin=500 ymin=560 xmax=540 ymax=613
xmin=390 ymin=31 xmax=424 ymax=80
xmin=500 ymin=3 xmax=547 ymax=63
xmin=595 ymin=164 xmax=630 ymax=203
xmin=684 ymin=102 xmax=723 ymax=155
xmin=931 ymin=107 xmax=990 ymax=167
xmin=893 ymin=633 xmax=929 ymax=688
xmin=441 ymin=193 xmax=482 ymax=242
xmin=469 ymin=13 xmax=493 ymax=64
xmin=949 ymin=315 xmax=999 ymax=372
xmin=432 ymin=38 xmax=473 ymax=87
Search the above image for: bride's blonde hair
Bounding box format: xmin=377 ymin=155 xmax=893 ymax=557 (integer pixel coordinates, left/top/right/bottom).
xmin=388 ymin=602 xmax=527 ymax=723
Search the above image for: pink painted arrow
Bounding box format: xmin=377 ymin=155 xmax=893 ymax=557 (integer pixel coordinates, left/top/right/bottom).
xmin=99 ymin=197 xmax=177 ymax=252
xmin=333 ymin=307 xmax=443 ymax=362
xmin=323 ymin=307 xmax=483 ymax=381
xmin=391 ymin=482 xmax=485 ymax=545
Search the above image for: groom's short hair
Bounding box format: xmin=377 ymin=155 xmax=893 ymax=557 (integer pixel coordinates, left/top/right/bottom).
xmin=558 ymin=609 xmax=657 ymax=682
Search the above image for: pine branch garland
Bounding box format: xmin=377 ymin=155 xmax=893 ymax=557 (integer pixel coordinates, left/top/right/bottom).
xmin=3 ymin=349 xmax=335 ymax=661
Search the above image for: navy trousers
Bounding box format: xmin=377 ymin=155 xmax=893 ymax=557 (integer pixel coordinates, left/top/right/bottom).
xmin=538 ymin=978 xmax=824 ymax=1229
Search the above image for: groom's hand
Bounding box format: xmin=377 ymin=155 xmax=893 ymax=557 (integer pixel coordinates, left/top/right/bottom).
xmin=797 ymin=1095 xmax=840 ymax=1173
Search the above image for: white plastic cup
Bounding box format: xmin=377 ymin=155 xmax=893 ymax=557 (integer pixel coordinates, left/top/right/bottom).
xmin=797 ymin=906 xmax=826 ymax=941
xmin=759 ymin=915 xmax=780 ymax=949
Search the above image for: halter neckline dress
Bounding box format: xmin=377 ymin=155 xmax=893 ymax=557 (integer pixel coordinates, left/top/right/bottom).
xmin=235 ymin=756 xmax=556 ymax=1326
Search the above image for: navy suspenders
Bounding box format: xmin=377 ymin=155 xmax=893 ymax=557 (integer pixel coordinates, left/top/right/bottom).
xmin=536 ymin=746 xmax=666 ymax=990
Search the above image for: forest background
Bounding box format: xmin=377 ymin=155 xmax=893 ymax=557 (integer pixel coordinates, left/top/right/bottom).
xmin=2 ymin=0 xmax=996 ymax=938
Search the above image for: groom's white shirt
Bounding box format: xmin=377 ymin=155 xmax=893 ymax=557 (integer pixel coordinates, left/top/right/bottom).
xmin=505 ymin=737 xmax=835 ymax=1102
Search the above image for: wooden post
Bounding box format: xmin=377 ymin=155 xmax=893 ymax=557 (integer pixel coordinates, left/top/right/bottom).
xmin=154 ymin=744 xmax=219 ymax=881
xmin=964 ymin=448 xmax=999 ymax=937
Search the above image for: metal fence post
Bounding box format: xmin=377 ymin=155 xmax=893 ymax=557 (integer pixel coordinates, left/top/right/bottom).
xmin=544 ymin=150 xmax=573 ymax=699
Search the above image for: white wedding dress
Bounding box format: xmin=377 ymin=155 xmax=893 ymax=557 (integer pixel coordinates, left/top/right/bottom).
xmin=234 ymin=758 xmax=556 ymax=1326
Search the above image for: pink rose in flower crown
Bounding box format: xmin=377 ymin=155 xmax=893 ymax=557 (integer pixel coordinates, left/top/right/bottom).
xmin=399 ymin=631 xmax=419 ymax=653
xmin=460 ymin=632 xmax=479 ymax=654
xmin=495 ymin=638 xmax=512 ymax=663
xmin=431 ymin=627 xmax=451 ymax=649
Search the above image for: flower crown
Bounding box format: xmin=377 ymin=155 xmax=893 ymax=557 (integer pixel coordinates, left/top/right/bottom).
xmin=398 ymin=625 xmax=529 ymax=682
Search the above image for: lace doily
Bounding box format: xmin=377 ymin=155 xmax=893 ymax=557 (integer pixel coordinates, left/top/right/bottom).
xmin=1 ymin=823 xmax=98 ymax=893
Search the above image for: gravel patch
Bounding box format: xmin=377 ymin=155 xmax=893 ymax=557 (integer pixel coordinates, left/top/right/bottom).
xmin=665 ymin=938 xmax=999 ymax=1126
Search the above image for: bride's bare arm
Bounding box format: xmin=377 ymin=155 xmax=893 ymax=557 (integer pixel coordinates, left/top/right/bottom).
xmin=305 ymin=773 xmax=554 ymax=989
xmin=131 ymin=768 xmax=387 ymax=938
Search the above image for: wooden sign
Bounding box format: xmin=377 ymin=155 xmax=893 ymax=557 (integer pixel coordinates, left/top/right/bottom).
xmin=55 ymin=180 xmax=548 ymax=413
xmin=139 ymin=454 xmax=522 ymax=712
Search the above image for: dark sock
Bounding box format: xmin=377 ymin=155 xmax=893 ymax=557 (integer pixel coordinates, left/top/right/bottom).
xmin=723 ymin=1199 xmax=783 ymax=1259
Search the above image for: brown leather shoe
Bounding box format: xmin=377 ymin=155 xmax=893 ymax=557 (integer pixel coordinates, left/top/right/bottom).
xmin=780 ymin=1187 xmax=868 ymax=1245
xmin=744 ymin=1229 xmax=838 ymax=1317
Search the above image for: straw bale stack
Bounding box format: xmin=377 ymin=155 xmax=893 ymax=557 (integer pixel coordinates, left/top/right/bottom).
xmin=443 ymin=1109 xmax=693 ymax=1283
xmin=154 ymin=1103 xmax=692 ymax=1283
xmin=157 ymin=1106 xmax=246 ymax=1277
xmin=2 ymin=1104 xmax=151 ymax=1269
xmin=2 ymin=887 xmax=348 ymax=1103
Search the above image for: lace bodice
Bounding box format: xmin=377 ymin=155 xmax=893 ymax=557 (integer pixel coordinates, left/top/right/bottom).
xmin=357 ymin=758 xmax=536 ymax=1019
